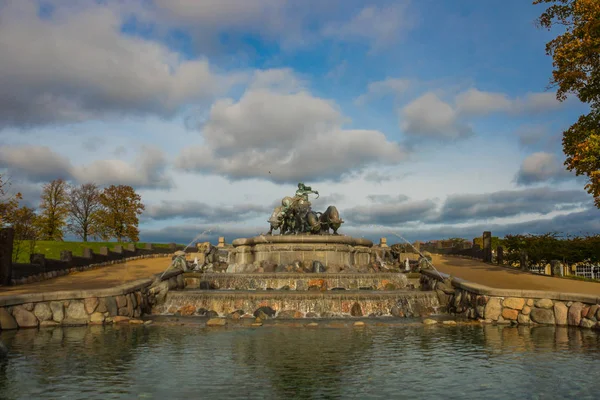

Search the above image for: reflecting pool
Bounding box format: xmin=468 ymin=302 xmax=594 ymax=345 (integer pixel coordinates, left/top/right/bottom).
xmin=1 ymin=322 xmax=599 ymax=399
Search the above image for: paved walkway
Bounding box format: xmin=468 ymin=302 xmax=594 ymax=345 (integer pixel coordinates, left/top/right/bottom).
xmin=0 ymin=257 xmax=173 ymax=297
xmin=431 ymin=254 xmax=600 ymax=296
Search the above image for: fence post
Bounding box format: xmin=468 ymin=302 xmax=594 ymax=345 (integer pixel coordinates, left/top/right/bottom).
xmin=496 ymin=246 xmax=504 ymax=265
xmin=0 ymin=228 xmax=14 ymax=285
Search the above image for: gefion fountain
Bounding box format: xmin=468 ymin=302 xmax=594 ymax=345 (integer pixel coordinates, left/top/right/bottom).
xmin=153 ymin=183 xmax=440 ymax=319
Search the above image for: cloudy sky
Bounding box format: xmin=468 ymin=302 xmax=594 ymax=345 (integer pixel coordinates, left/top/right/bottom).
xmin=0 ymin=0 xmax=598 ymax=244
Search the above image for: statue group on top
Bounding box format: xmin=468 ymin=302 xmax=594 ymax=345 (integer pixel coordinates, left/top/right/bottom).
xmin=268 ymin=183 xmax=344 ymax=235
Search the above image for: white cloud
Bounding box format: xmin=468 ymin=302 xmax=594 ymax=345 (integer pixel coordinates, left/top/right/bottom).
xmin=455 ymin=88 xmax=512 ymax=115
xmin=176 ymin=86 xmax=407 ymax=182
xmin=149 ymin=0 xmax=410 ymax=51
xmin=0 ymin=145 xmax=72 ymax=181
xmin=322 ymin=2 xmax=415 ymax=50
xmin=400 ymin=92 xmax=472 ymax=139
xmin=0 ymin=144 xmax=173 ymax=189
xmin=0 ymin=0 xmax=241 ymax=129
xmin=514 ymin=124 xmax=549 ymax=148
xmin=455 ymin=88 xmax=562 ymax=116
xmin=515 ymin=152 xmax=573 ymax=185
xmin=355 ymin=78 xmax=412 ymax=105
xmin=514 ymin=92 xmax=562 ymax=114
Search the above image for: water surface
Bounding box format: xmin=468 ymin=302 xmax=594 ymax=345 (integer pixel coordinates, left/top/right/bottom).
xmin=1 ymin=322 xmax=599 ymax=399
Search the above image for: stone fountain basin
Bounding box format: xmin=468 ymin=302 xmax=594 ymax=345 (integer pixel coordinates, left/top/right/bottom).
xmin=183 ymin=272 xmax=414 ymax=291
xmin=154 ymin=290 xmax=441 ymax=318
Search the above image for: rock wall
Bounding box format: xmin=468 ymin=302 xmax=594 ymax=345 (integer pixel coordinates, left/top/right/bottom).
xmin=421 ymin=271 xmax=600 ymax=329
xmin=0 ymin=271 xmax=185 ymax=330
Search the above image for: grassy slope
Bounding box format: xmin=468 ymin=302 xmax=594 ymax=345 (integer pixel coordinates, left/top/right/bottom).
xmin=12 ymin=241 xmax=176 ymax=264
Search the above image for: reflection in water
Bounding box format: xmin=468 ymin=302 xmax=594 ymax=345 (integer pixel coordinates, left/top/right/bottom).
xmin=0 ymin=323 xmax=598 ymax=399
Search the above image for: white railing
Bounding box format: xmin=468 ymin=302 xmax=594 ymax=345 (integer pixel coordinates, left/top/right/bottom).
xmin=574 ymin=264 xmax=600 ymax=280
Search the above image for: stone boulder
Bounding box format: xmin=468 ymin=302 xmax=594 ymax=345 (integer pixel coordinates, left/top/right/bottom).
xmin=90 ymin=312 xmax=105 ymax=324
xmin=12 ymin=306 xmax=39 ymax=328
xmin=33 ymin=303 xmax=53 ymax=321
xmin=502 ymin=298 xmax=525 ymax=310
xmin=554 ymin=302 xmax=568 ymax=326
xmin=580 ymin=318 xmax=595 ymax=329
xmin=530 ymin=308 xmax=555 ymax=325
xmin=84 ymin=298 xmax=99 ymax=314
xmin=49 ymin=302 xmax=64 ymax=323
xmin=0 ymin=308 xmax=18 ymax=330
xmin=484 ymin=298 xmax=502 ymax=320
xmin=103 ymin=297 xmax=118 ymax=316
xmin=207 ymin=318 xmax=226 ymax=326
xmin=66 ymin=301 xmax=89 ymax=320
xmin=568 ymin=302 xmax=583 ymax=326
xmin=517 ymin=314 xmax=531 ymax=324
xmin=535 ymin=299 xmax=554 ymax=309
xmin=254 ymin=306 xmax=276 ymax=319
xmin=501 ymin=308 xmax=519 ymax=320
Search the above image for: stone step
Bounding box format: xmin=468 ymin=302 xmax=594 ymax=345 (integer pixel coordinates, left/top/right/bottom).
xmin=183 ymin=272 xmax=413 ymax=291
xmin=153 ymin=289 xmax=441 ymax=318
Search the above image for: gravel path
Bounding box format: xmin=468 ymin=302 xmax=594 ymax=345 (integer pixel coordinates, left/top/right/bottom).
xmin=431 ymin=254 xmax=600 ymax=296
xmin=0 ymin=257 xmax=173 ymax=296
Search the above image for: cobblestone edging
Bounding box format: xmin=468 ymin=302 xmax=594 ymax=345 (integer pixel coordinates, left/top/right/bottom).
xmin=420 ymin=270 xmax=600 ymax=329
xmin=10 ymin=253 xmax=173 ymax=286
xmin=0 ymin=270 xmax=185 ymax=330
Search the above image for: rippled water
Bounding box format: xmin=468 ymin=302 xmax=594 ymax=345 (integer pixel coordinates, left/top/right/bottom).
xmin=1 ymin=322 xmax=599 ymax=399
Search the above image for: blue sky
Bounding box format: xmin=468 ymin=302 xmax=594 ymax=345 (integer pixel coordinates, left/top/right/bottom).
xmin=0 ymin=0 xmax=598 ymax=244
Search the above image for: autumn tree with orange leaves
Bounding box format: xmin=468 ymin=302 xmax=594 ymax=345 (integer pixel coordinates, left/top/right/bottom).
xmin=534 ymin=0 xmax=600 ymax=207
xmin=97 ymin=185 xmax=145 ymax=242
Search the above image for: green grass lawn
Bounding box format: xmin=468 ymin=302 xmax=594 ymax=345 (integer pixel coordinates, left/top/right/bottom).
xmin=12 ymin=241 xmax=178 ymax=263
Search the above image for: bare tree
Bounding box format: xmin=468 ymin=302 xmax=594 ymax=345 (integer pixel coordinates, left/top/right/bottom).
xmin=37 ymin=179 xmax=69 ymax=240
xmin=67 ymin=183 xmax=101 ymax=242
xmin=0 ymin=174 xmax=22 ymax=228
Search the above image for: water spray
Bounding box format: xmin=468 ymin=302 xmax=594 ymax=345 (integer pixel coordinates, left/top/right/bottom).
xmin=381 ymin=228 xmax=446 ymax=280
xmin=159 ymin=228 xmax=215 ymax=280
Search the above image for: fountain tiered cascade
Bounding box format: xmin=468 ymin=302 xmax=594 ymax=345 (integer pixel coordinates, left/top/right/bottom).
xmin=153 ymin=183 xmax=440 ymax=319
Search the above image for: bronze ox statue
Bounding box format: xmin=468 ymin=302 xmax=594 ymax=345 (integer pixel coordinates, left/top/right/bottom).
xmin=267 ymin=182 xmax=344 ymax=235
xmin=268 ymin=204 xmax=344 ymax=235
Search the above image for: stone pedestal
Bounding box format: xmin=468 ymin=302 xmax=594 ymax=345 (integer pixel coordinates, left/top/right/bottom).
xmin=379 ymin=238 xmax=388 ymax=248
xmin=550 ymin=260 xmax=563 ymax=277
xmin=0 ymin=228 xmax=14 ymax=285
xmin=217 ymin=237 xmax=226 ymax=248
xmin=232 ymin=235 xmax=373 ymax=267
xmin=60 ymin=250 xmax=73 ymax=263
xmin=496 ymin=246 xmax=504 ymax=265
xmin=30 ymin=253 xmax=46 ymax=267
xmin=83 ymin=248 xmax=94 ymax=258
xmin=482 ymin=231 xmax=492 ymax=263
